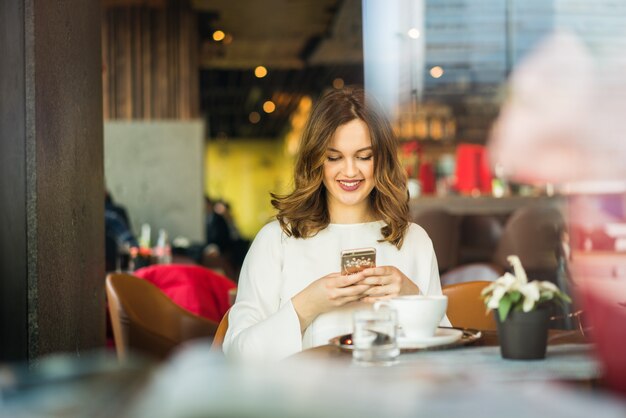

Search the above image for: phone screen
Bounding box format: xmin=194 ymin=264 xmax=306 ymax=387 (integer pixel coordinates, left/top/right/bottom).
xmin=341 ymin=247 xmax=376 ymax=275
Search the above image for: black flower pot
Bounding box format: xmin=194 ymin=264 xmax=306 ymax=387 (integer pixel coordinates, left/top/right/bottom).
xmin=495 ymin=307 xmax=550 ymax=360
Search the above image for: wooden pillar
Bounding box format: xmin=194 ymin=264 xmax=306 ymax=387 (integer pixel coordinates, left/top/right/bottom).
xmin=101 ymin=0 xmax=199 ymax=120
xmin=0 ymin=0 xmax=105 ymax=361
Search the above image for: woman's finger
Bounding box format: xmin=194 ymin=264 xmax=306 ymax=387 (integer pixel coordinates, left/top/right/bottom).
xmin=336 ymin=294 xmax=367 ymax=305
xmin=362 ymin=284 xmax=394 ymax=297
xmin=361 ymin=266 xmax=388 ymax=277
xmin=356 ymin=276 xmax=386 ymax=286
xmin=336 ymin=271 xmax=366 ymax=287
xmin=334 ymin=283 xmax=371 ymax=298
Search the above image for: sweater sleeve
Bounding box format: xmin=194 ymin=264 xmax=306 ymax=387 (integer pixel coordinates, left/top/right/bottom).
xmin=223 ymin=222 xmax=303 ymax=362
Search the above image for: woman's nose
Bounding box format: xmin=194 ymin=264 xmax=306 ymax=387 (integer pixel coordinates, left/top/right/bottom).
xmin=342 ymin=158 xmax=358 ymax=177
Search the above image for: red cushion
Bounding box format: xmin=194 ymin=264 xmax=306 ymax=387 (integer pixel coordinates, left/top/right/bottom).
xmin=134 ymin=264 xmax=236 ymax=322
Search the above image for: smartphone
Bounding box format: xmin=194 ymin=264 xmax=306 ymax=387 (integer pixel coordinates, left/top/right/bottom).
xmin=341 ymin=247 xmax=376 ymax=275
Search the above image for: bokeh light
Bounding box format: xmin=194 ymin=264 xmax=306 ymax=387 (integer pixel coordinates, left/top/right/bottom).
xmin=263 ymin=101 xmax=276 ymax=113
xmin=430 ymin=66 xmax=444 ymax=78
xmin=213 ymin=30 xmax=225 ymax=41
xmin=255 ymin=66 xmax=268 ymax=78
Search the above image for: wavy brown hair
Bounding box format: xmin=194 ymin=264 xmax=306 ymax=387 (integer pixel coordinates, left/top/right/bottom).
xmin=271 ymin=87 xmax=410 ymax=248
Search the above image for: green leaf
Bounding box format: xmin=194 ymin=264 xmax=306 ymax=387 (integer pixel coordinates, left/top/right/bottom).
xmin=559 ymin=292 xmax=572 ymax=303
xmin=498 ymin=294 xmax=513 ymax=322
xmin=554 ymin=292 xmax=572 ymax=306
xmin=509 ymin=291 xmax=522 ymax=303
xmin=538 ymin=294 xmax=553 ymax=304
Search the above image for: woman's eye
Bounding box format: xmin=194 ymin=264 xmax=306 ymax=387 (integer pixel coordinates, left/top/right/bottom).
xmin=357 ymin=155 xmax=373 ymax=161
xmin=327 ymin=155 xmax=341 ymax=162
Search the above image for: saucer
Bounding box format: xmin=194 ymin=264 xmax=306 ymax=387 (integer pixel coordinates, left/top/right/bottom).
xmin=329 ymin=327 xmax=481 ymax=353
xmin=397 ymin=328 xmax=463 ymax=349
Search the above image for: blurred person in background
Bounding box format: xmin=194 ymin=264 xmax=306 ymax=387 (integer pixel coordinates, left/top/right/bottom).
xmin=214 ymin=199 xmax=250 ymax=277
xmin=201 ymin=196 xmax=238 ymax=280
xmin=224 ymin=87 xmax=449 ymax=362
xmin=204 ymin=197 xmax=233 ymax=255
xmin=214 ymin=200 xmax=241 ymax=242
xmin=105 ymin=191 xmax=137 ymax=272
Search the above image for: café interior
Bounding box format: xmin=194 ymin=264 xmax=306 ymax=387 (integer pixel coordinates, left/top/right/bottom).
xmin=1 ymin=0 xmax=626 ymax=416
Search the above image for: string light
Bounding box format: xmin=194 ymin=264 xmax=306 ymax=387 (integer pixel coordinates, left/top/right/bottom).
xmin=254 ymin=66 xmax=268 ymax=78
xmin=263 ymin=101 xmax=276 ymax=113
xmin=213 ymin=30 xmax=225 ymax=41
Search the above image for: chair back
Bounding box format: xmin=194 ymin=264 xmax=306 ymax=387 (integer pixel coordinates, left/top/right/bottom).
xmin=134 ymin=264 xmax=236 ymax=323
xmin=210 ymin=308 xmax=230 ymax=351
xmin=458 ymin=215 xmax=503 ymax=264
xmin=413 ymin=209 xmax=460 ymax=272
xmin=441 ymin=262 xmax=503 ymax=287
xmin=106 ymin=273 xmax=219 ymax=361
xmin=442 ymin=281 xmax=497 ymax=331
xmin=493 ymin=204 xmax=564 ymax=279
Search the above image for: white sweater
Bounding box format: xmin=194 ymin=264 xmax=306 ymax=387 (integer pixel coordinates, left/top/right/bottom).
xmin=223 ymin=220 xmax=450 ymax=362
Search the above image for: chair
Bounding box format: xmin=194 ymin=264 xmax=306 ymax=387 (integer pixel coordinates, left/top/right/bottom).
xmin=442 ymin=281 xmax=497 ymax=331
xmin=492 ymin=204 xmax=564 ymax=283
xmin=458 ymin=215 xmax=504 ymax=264
xmin=440 ymin=262 xmax=504 ymax=287
xmin=210 ymin=308 xmax=230 ymax=352
xmin=106 ymin=273 xmax=219 ymax=361
xmin=133 ymin=264 xmax=236 ymax=323
xmin=413 ymin=209 xmax=460 ymax=273
xmin=492 ymin=204 xmax=572 ymax=327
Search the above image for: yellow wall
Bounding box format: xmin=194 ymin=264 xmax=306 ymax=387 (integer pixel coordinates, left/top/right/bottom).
xmin=205 ymin=139 xmax=294 ymax=240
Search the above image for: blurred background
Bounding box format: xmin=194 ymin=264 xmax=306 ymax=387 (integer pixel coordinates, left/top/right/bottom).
xmin=102 ymin=0 xmax=626 ymax=242
xmin=3 ymin=0 xmax=626 ymax=413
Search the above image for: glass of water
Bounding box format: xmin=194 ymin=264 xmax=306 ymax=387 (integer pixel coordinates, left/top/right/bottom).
xmin=352 ymin=305 xmax=399 ymax=366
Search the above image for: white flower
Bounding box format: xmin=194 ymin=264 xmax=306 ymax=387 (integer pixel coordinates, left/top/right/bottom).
xmin=519 ymin=281 xmax=541 ymax=312
xmin=507 ymin=255 xmax=528 ymax=284
xmin=499 ymin=272 xmax=519 ymax=289
xmin=539 ymin=281 xmax=559 ymax=293
xmin=485 ymin=272 xmax=518 ymax=309
xmin=487 ymin=286 xmax=507 ymax=309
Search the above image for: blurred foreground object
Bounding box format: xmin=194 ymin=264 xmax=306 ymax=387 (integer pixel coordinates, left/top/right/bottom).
xmin=489 ymin=31 xmax=626 ymax=184
xmin=127 ymin=341 xmax=626 ymax=418
xmin=0 ymin=351 xmax=149 ymax=417
xmin=488 ymin=30 xmax=626 ymax=394
xmin=579 ymin=277 xmax=626 ymax=394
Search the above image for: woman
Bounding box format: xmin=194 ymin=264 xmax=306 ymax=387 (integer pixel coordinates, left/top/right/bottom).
xmin=223 ymin=87 xmax=449 ymax=361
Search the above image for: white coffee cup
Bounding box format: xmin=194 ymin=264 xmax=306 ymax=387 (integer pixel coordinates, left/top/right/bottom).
xmin=375 ymin=295 xmax=448 ymax=340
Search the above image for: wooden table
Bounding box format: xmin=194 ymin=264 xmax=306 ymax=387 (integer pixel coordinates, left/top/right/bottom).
xmin=294 ymin=328 xmax=589 ymax=362
xmin=287 ymin=328 xmax=600 ymax=388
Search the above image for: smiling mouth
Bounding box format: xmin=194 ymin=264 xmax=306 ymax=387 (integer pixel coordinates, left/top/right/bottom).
xmin=338 ymin=180 xmax=362 ymax=191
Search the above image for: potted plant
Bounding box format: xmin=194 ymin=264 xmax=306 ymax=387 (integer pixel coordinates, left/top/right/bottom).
xmin=481 ymin=255 xmax=571 ymax=359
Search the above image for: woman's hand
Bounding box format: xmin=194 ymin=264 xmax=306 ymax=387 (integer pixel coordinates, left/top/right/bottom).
xmin=356 ymin=266 xmax=420 ymax=303
xmin=292 ymin=272 xmax=371 ymax=331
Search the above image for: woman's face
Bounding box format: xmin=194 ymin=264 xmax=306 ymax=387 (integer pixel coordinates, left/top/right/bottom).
xmin=322 ymin=119 xmax=375 ymax=219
